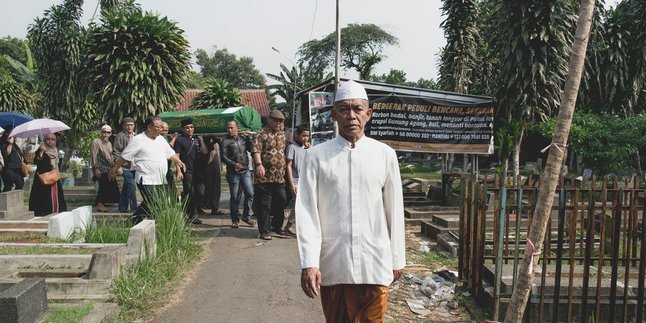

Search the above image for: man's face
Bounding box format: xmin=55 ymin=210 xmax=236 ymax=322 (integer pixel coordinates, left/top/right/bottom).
xmin=332 ymin=99 xmax=372 ymax=140
xmin=123 ymin=122 xmax=135 ymax=134
xmin=160 ymin=123 xmax=169 ymax=137
xmin=182 ymin=123 xmax=194 ymax=137
xmin=268 ymin=116 xmax=284 ymax=133
xmin=149 ymin=120 xmax=163 ymax=137
xmin=227 ymin=121 xmax=238 ymax=137
xmin=296 ymin=131 xmax=310 ymax=145
xmin=101 ymin=128 xmax=112 ymax=141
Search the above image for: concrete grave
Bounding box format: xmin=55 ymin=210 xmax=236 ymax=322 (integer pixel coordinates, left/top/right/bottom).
xmin=0 ymin=278 xmax=48 ymax=323
xmin=127 ymin=219 xmax=156 ymax=261
xmin=87 ymin=246 xmax=126 ymax=280
xmin=47 ymin=211 xmax=75 ymax=239
xmin=71 ymin=206 xmax=93 ymax=231
xmin=0 ymin=190 xmax=34 ymax=220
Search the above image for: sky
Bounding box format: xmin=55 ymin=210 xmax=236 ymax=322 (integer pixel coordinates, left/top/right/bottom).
xmin=1 ymin=0 xmax=447 ymax=83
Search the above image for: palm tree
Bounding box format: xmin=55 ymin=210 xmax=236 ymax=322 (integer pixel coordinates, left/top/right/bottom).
xmin=85 ymin=4 xmax=191 ymax=126
xmin=438 ymin=0 xmax=480 ymax=172
xmin=503 ymin=1 xmax=597 ymax=321
xmin=266 ymin=63 xmax=301 ymax=119
xmin=189 ymin=78 xmax=241 ymax=110
xmin=489 ymin=0 xmax=577 ymax=183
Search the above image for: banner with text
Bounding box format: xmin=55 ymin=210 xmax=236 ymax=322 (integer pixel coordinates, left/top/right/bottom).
xmin=367 ymin=95 xmax=494 ymax=154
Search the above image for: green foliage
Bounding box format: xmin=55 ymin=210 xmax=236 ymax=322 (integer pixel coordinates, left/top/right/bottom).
xmin=28 ymin=0 xmax=96 ymax=147
xmin=84 ymin=219 xmax=130 ymax=244
xmin=195 ymin=47 xmax=266 ymax=89
xmin=488 ymin=0 xmax=577 ymax=122
xmin=113 ymin=186 xmax=202 ymax=320
xmin=190 ymin=78 xmax=241 ymax=110
xmin=370 ymin=69 xmax=440 ymax=89
xmin=86 ymin=5 xmax=191 ymax=127
xmin=438 ymin=0 xmax=480 ymax=94
xmin=0 ymin=79 xmax=37 ymax=114
xmin=78 ymin=130 xmax=100 ymax=160
xmin=531 ymin=113 xmax=646 ymax=174
xmin=297 ymin=23 xmax=399 ymax=80
xmin=579 ymin=0 xmax=646 ymax=116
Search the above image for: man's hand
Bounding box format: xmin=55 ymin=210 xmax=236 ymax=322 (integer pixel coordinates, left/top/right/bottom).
xmin=107 ymin=168 xmax=117 ymax=181
xmin=255 ymin=164 xmax=265 ymax=178
xmin=392 ymin=268 xmax=404 ymax=284
xmin=300 ymin=267 xmax=321 ymax=298
xmin=290 ymin=183 xmax=297 ymax=197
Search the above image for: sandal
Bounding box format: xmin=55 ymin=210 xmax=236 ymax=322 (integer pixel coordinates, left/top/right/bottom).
xmin=260 ymin=233 xmax=272 ymax=240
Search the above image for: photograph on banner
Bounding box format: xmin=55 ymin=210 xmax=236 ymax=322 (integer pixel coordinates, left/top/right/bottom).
xmin=309 ymin=92 xmax=335 ymax=145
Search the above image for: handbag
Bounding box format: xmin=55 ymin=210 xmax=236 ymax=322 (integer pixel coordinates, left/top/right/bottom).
xmin=21 ymin=162 xmax=32 ymax=176
xmin=38 ymin=168 xmax=61 ymax=185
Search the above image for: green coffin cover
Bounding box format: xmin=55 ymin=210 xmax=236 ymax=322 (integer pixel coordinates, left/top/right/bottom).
xmin=159 ymin=106 xmax=262 ymax=133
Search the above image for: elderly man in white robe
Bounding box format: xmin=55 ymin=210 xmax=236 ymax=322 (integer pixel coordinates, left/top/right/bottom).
xmin=296 ymin=80 xmax=405 ymax=322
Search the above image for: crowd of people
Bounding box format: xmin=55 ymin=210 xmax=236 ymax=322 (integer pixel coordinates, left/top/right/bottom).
xmin=2 ymin=81 xmax=406 ymax=322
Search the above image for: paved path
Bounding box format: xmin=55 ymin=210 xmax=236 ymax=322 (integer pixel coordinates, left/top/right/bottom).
xmin=152 ymin=211 xmax=325 ymax=323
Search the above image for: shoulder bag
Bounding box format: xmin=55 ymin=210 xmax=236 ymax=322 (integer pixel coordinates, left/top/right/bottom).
xmin=38 ymin=168 xmax=61 ymax=185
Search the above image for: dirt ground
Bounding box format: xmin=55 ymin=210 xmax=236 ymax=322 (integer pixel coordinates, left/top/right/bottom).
xmin=385 ymin=224 xmax=473 ymax=322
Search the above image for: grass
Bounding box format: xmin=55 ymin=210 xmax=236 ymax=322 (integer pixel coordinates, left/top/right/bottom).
xmin=400 ymin=163 xmax=442 ymax=181
xmin=112 ymin=186 xmax=203 ymax=321
xmin=420 ymin=246 xmax=459 ymax=270
xmin=43 ymin=302 xmax=94 ymax=323
xmin=83 ymin=219 xmax=130 ymax=244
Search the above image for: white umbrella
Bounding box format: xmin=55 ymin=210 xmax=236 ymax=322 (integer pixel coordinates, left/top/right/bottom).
xmin=9 ymin=118 xmax=70 ymax=138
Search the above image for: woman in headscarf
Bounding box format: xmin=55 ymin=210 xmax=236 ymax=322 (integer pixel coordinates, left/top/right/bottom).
xmin=90 ymin=125 xmax=120 ymax=212
xmin=29 ymin=132 xmax=67 ymax=216
xmin=0 ymin=128 xmax=26 ymax=191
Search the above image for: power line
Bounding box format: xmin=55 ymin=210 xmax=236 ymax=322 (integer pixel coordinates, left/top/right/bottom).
xmin=309 ymin=0 xmax=319 ymax=41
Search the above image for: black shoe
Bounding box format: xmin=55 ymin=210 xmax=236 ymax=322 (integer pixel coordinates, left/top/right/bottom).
xmin=272 ymin=228 xmax=286 ymax=236
xmin=260 ymin=233 xmax=272 ymax=240
xmin=191 ymin=218 xmax=202 ymax=225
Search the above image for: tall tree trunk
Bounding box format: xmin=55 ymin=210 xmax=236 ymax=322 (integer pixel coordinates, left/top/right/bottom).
xmin=502 ymin=1 xmax=596 ymax=322
xmin=511 ymin=126 xmax=525 ymax=186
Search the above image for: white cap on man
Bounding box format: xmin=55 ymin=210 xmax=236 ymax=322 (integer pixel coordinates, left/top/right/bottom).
xmin=334 ymin=80 xmax=368 ymax=102
xmin=101 ymin=125 xmax=112 ymax=132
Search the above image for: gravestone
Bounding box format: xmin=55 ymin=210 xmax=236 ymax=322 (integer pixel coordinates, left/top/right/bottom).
xmin=0 ymin=190 xmax=33 ymax=220
xmin=0 ymin=278 xmax=48 ymax=323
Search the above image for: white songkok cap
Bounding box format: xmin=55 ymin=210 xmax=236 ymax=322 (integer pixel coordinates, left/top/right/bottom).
xmin=334 ymin=80 xmax=368 ymax=102
xmin=101 ymin=125 xmax=112 ymax=132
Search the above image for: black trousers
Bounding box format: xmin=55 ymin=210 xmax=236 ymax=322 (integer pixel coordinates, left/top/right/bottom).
xmin=181 ymin=172 xmax=197 ymax=217
xmin=254 ymin=183 xmax=286 ymax=234
xmin=1 ymin=168 xmax=24 ymax=192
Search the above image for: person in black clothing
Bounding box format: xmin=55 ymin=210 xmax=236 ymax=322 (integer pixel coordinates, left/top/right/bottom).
xmin=0 ymin=130 xmax=25 ymax=191
xmin=220 ymin=120 xmax=255 ymax=228
xmin=174 ymin=118 xmax=207 ymax=224
xmin=29 ymin=133 xmax=67 ymax=216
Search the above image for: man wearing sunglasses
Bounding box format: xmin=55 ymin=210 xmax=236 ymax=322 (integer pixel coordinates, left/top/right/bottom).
xmin=174 ymin=118 xmax=207 ymax=224
xmin=251 ymin=110 xmax=288 ymax=240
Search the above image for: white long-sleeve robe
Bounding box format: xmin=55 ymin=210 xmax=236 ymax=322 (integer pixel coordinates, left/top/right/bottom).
xmin=296 ymin=135 xmax=406 ymax=286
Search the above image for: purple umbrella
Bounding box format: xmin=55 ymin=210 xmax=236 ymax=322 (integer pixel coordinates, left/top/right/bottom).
xmin=9 ymin=118 xmax=70 ymax=138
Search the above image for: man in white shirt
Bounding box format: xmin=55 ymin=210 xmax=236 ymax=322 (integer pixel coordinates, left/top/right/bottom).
xmin=296 ymin=80 xmax=405 ymax=322
xmin=109 ymin=116 xmax=185 ymax=224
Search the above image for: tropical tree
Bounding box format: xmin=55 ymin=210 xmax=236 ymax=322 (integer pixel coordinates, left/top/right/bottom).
xmin=85 ymin=3 xmax=191 ymax=126
xmin=189 ymin=78 xmax=241 ymax=110
xmin=370 ymin=69 xmax=439 ymax=89
xmin=28 ymin=0 xmax=95 ymax=144
xmin=503 ymin=1 xmax=596 ymax=321
xmin=438 ymin=0 xmax=480 ymax=172
xmin=195 ymin=48 xmax=266 ymax=89
xmin=579 ymin=0 xmax=646 ymax=116
xmin=0 ymin=79 xmax=38 ymax=115
xmin=297 ymin=23 xmax=399 ymax=80
xmin=488 ymin=0 xmax=577 ymax=182
xmin=266 ymin=63 xmax=303 ymax=119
